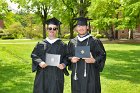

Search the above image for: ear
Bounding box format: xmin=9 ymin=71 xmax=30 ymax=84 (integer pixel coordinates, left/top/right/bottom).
xmin=86 ymin=26 xmax=89 ymax=29
xmin=74 ymin=26 xmax=77 ymax=31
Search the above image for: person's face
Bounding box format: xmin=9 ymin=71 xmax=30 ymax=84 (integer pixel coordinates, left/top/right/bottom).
xmin=47 ymin=24 xmax=58 ymax=38
xmin=76 ymin=25 xmax=88 ymax=36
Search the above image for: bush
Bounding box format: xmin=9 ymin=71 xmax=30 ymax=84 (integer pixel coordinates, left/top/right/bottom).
xmin=95 ymin=34 xmax=103 ymax=39
xmin=4 ymin=22 xmax=25 ymax=39
xmin=63 ymin=32 xmax=77 ymax=39
xmin=25 ymin=25 xmax=43 ymax=39
xmin=91 ymin=32 xmax=97 ymax=36
xmin=103 ymin=34 xmax=107 ymax=38
xmin=0 ymin=29 xmax=3 ymax=33
xmin=63 ymin=34 xmax=70 ymax=39
xmin=1 ymin=36 xmax=15 ymax=39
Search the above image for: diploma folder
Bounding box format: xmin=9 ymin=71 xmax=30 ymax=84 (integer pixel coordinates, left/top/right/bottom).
xmin=45 ymin=53 xmax=60 ymax=66
xmin=75 ymin=46 xmax=90 ymax=58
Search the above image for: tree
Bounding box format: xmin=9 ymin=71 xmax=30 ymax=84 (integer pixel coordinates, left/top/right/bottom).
xmin=79 ymin=0 xmax=91 ymax=17
xmin=61 ymin=0 xmax=91 ymax=38
xmin=122 ymin=0 xmax=140 ymax=39
xmin=88 ymin=0 xmax=122 ymax=40
xmin=12 ymin=0 xmax=60 ymax=39
xmin=0 ymin=0 xmax=8 ymax=20
xmin=61 ymin=0 xmax=79 ymax=38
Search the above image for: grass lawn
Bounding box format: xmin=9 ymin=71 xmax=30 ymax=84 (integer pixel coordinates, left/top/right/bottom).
xmin=0 ymin=39 xmax=140 ymax=93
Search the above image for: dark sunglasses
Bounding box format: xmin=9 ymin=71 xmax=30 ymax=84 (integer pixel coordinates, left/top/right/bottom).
xmin=48 ymin=27 xmax=58 ymax=31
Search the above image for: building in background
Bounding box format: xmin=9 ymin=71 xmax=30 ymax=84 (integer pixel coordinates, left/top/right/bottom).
xmin=0 ymin=20 xmax=4 ymax=29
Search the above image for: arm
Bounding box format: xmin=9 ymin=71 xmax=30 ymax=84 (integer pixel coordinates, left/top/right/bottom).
xmin=93 ymin=39 xmax=106 ymax=72
xmin=31 ymin=43 xmax=47 ymax=72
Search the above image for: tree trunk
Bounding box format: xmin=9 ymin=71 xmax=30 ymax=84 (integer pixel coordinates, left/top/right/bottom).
xmin=58 ymin=25 xmax=61 ymax=38
xmin=130 ymin=30 xmax=133 ymax=39
xmin=129 ymin=29 xmax=133 ymax=39
xmin=115 ymin=30 xmax=118 ymax=39
xmin=110 ymin=25 xmax=115 ymax=40
xmin=42 ymin=9 xmax=47 ymax=39
xmin=69 ymin=21 xmax=74 ymax=39
xmin=42 ymin=21 xmax=46 ymax=39
xmin=88 ymin=22 xmax=91 ymax=33
xmin=79 ymin=0 xmax=84 ymax=17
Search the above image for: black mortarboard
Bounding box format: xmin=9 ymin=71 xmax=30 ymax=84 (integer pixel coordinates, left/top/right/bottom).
xmin=73 ymin=17 xmax=92 ymax=26
xmin=45 ymin=17 xmax=62 ymax=26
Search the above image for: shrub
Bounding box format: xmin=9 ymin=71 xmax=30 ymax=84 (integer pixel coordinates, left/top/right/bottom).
xmin=63 ymin=32 xmax=77 ymax=39
xmin=25 ymin=25 xmax=43 ymax=39
xmin=4 ymin=22 xmax=25 ymax=39
xmin=1 ymin=35 xmax=15 ymax=39
xmin=95 ymin=34 xmax=103 ymax=39
xmin=91 ymin=32 xmax=97 ymax=36
xmin=63 ymin=34 xmax=70 ymax=39
xmin=103 ymin=34 xmax=107 ymax=38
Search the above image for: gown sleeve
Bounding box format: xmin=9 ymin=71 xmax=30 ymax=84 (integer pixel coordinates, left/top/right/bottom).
xmin=61 ymin=43 xmax=69 ymax=66
xmin=31 ymin=42 xmax=44 ymax=72
xmin=58 ymin=41 xmax=69 ymax=76
xmin=93 ymin=39 xmax=106 ymax=72
xmin=67 ymin=40 xmax=75 ymax=71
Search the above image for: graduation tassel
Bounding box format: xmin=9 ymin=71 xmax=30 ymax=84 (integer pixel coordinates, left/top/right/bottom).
xmin=84 ymin=62 xmax=87 ymax=77
xmin=74 ymin=63 xmax=78 ymax=80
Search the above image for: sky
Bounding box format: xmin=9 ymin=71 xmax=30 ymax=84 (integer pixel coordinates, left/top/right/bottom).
xmin=6 ymin=0 xmax=20 ymax=13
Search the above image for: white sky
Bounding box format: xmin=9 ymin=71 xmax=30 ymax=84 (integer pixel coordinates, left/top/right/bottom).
xmin=6 ymin=0 xmax=20 ymax=13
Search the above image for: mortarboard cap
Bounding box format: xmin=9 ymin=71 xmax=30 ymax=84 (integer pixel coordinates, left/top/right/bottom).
xmin=45 ymin=17 xmax=62 ymax=26
xmin=73 ymin=17 xmax=92 ymax=26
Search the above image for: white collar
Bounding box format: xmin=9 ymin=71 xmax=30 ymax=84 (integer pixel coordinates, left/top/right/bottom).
xmin=77 ymin=34 xmax=91 ymax=42
xmin=46 ymin=37 xmax=59 ymax=44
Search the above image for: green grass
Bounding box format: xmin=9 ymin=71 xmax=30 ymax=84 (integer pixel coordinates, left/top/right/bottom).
xmin=0 ymin=39 xmax=39 ymax=44
xmin=0 ymin=40 xmax=140 ymax=93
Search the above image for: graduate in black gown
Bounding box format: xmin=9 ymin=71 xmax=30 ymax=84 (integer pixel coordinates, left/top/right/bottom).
xmin=31 ymin=17 xmax=69 ymax=93
xmin=67 ymin=17 xmax=106 ymax=93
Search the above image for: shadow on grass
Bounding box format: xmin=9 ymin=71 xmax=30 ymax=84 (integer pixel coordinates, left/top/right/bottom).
xmin=0 ymin=61 xmax=34 ymax=93
xmin=102 ymin=50 xmax=140 ymax=84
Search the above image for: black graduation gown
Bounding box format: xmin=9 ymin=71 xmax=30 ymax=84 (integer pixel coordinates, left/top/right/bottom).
xmin=67 ymin=36 xmax=106 ymax=93
xmin=31 ymin=39 xmax=68 ymax=93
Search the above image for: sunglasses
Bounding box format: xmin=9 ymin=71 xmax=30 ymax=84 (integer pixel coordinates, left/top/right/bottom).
xmin=48 ymin=27 xmax=58 ymax=31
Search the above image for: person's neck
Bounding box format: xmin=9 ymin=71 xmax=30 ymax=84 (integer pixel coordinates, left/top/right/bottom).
xmin=48 ymin=36 xmax=56 ymax=40
xmin=79 ymin=34 xmax=85 ymax=37
xmin=78 ymin=33 xmax=88 ymax=38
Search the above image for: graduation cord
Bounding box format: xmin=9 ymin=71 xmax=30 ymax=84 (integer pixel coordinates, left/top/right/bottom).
xmin=73 ymin=37 xmax=90 ymax=80
xmin=84 ymin=37 xmax=89 ymax=77
xmin=74 ymin=63 xmax=78 ymax=80
xmin=84 ymin=62 xmax=87 ymax=77
xmin=74 ymin=39 xmax=78 ymax=80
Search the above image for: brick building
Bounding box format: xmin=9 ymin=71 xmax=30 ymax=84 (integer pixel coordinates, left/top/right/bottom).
xmin=118 ymin=29 xmax=129 ymax=39
xmin=0 ymin=20 xmax=4 ymax=29
xmin=118 ymin=25 xmax=140 ymax=40
xmin=133 ymin=25 xmax=140 ymax=40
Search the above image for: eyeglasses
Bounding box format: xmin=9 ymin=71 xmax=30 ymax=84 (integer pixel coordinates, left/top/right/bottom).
xmin=48 ymin=27 xmax=58 ymax=31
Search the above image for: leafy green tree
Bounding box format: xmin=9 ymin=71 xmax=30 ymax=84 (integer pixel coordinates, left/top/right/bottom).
xmin=61 ymin=0 xmax=79 ymax=38
xmin=0 ymin=0 xmax=8 ymax=20
xmin=122 ymin=0 xmax=140 ymax=39
xmin=12 ymin=0 xmax=59 ymax=39
xmin=61 ymin=0 xmax=91 ymax=38
xmin=88 ymin=0 xmax=122 ymax=40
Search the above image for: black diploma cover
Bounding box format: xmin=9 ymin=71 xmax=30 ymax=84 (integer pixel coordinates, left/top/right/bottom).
xmin=75 ymin=46 xmax=90 ymax=58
